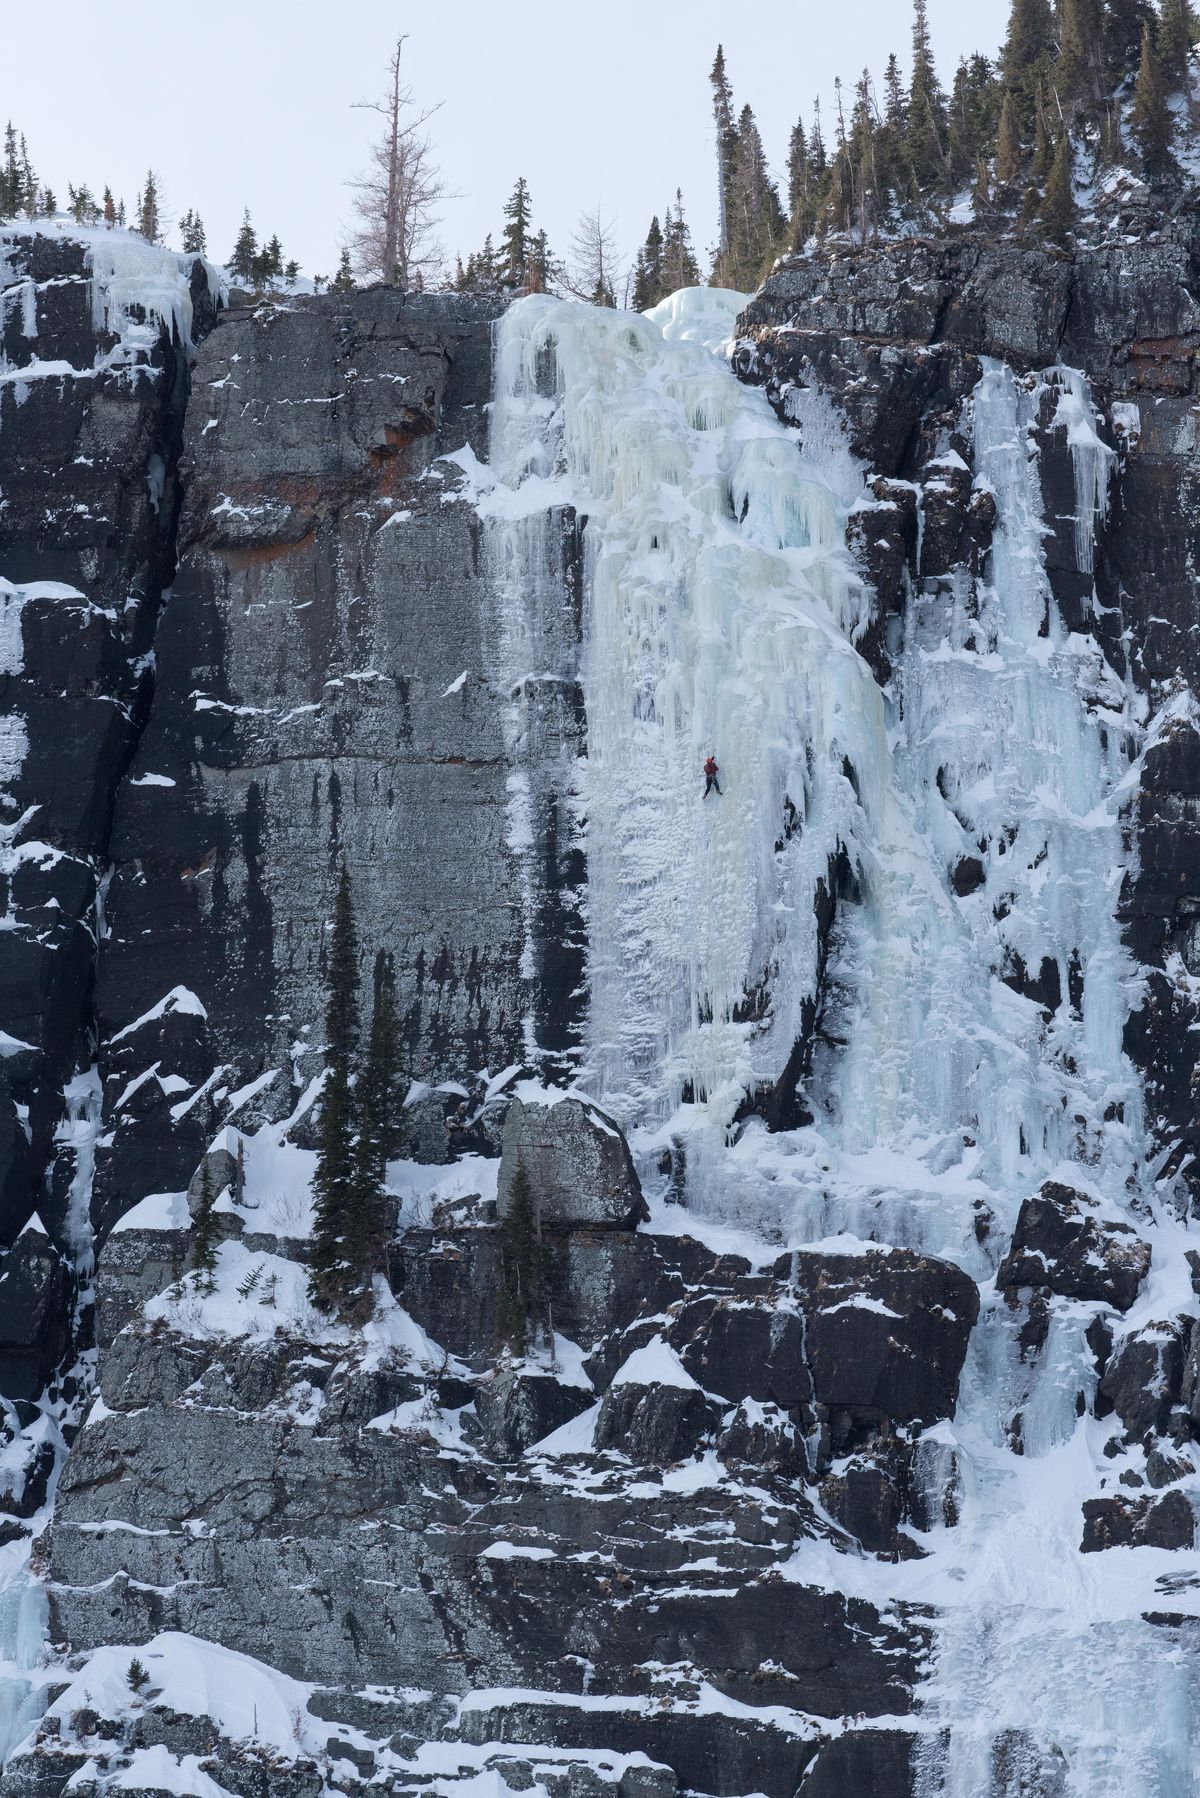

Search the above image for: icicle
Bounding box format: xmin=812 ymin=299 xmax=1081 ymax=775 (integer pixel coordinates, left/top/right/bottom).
xmin=1052 ymin=367 xmax=1116 ymax=577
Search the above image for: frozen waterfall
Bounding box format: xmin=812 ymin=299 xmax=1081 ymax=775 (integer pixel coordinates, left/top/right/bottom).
xmin=486 ymin=289 xmax=1197 ymax=1794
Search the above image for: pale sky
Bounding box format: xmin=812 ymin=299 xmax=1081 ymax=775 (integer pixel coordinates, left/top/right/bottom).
xmin=7 ymin=0 xmax=1011 ymax=282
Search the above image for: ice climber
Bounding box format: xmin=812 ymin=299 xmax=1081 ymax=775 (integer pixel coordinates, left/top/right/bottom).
xmin=704 ymin=755 xmax=722 ymax=798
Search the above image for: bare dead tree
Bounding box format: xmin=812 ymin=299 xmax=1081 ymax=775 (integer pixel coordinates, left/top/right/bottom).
xmin=348 ymin=36 xmax=446 ymax=290
xmin=566 ymin=204 xmax=621 ymax=307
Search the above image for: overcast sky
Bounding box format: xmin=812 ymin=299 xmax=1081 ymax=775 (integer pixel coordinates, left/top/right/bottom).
xmin=8 ymin=0 xmax=1010 ymax=281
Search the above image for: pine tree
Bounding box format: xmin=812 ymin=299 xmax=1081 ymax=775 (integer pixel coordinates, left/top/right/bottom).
xmin=501 ymin=176 xmax=532 ymax=284
xmin=1001 ymin=0 xmax=1057 ymax=133
xmin=229 ymin=209 xmax=258 ymax=283
xmin=1132 ymin=21 xmax=1177 ymax=176
xmin=180 ymin=209 xmax=207 ymax=254
xmin=907 ymin=0 xmax=948 ymax=192
xmin=1040 ymin=130 xmax=1077 ymax=241
xmin=18 ymin=136 xmax=39 ymax=217
xmin=191 ymin=1156 xmax=219 ymax=1295
xmin=1158 ymin=0 xmax=1200 ymax=89
xmin=308 ymin=863 xmax=361 ymax=1314
xmin=330 ymin=248 xmax=356 ymax=293
xmin=996 ymin=90 xmax=1024 ymax=187
xmin=102 ymin=186 xmax=116 ymax=227
xmin=68 ymin=184 xmax=98 ymax=225
xmin=136 ymin=170 xmax=161 ymax=243
xmin=264 ymin=233 xmax=283 ymax=277
xmin=126 ymin=1658 xmax=150 ymax=1694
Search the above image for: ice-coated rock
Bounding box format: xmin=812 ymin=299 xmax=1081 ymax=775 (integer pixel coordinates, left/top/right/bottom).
xmin=997 ymin=1182 xmax=1151 ymax=1313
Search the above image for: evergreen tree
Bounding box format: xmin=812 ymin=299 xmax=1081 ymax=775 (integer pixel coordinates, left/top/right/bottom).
xmin=787 ymin=118 xmax=812 ymax=246
xmin=136 ymin=170 xmax=162 ymax=243
xmin=724 ymin=102 xmax=785 ymax=285
xmin=496 ymin=1161 xmax=545 ymax=1354
xmin=996 ymin=90 xmax=1024 ymax=187
xmin=20 ymin=137 xmax=38 ymax=218
xmin=229 ymin=209 xmax=258 ymax=283
xmin=663 ymin=190 xmax=700 ymax=290
xmin=308 ymin=864 xmax=361 ymax=1314
xmin=68 ymin=184 xmax=98 ymax=225
xmin=1001 ymin=0 xmax=1057 ymax=133
xmin=907 ymin=0 xmax=949 ymax=191
xmin=190 ymin=1156 xmax=219 ymax=1295
xmin=1158 ymin=0 xmax=1200 ymax=88
xmin=102 ymin=186 xmax=117 ymax=227
xmin=1104 ymin=0 xmax=1155 ymax=87
xmin=264 ymin=233 xmax=283 ymax=277
xmin=180 ymin=208 xmax=207 ymax=254
xmin=0 ymin=124 xmax=20 ymax=218
xmin=710 ymin=44 xmax=738 ymax=266
xmin=501 ymin=176 xmax=532 ymax=284
xmin=1132 ymin=21 xmax=1177 ymax=176
xmin=1040 ymin=130 xmax=1077 ymax=241
xmin=1057 ymin=0 xmax=1105 ymax=115
xmin=330 ymin=248 xmax=356 ymax=293
xmin=1031 ymin=85 xmax=1054 ymax=179
xmin=632 ymin=214 xmax=665 ymax=310
xmin=884 ymin=53 xmax=908 ymax=136
xmin=41 ymin=189 xmax=56 ymax=217
xmin=357 ymin=951 xmax=403 ymax=1180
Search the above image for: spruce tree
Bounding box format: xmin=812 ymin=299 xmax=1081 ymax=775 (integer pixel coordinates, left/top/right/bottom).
xmin=884 ymin=54 xmax=908 ymax=136
xmin=191 ymin=1156 xmax=219 ymax=1296
xmin=787 ymin=119 xmax=812 ymax=247
xmin=180 ymin=209 xmax=207 ymax=254
xmin=330 ymin=248 xmax=355 ymax=293
xmin=1105 ymin=0 xmax=1155 ymax=87
xmin=496 ymin=1161 xmax=544 ymax=1355
xmin=907 ymin=0 xmax=948 ymax=193
xmin=726 ymin=103 xmax=785 ymax=286
xmin=995 ymin=91 xmax=1024 ymax=188
xmin=710 ymin=45 xmax=738 ymax=268
xmin=1057 ymin=0 xmax=1105 ymax=115
xmin=229 ymin=209 xmax=258 ymax=283
xmin=1158 ymin=0 xmax=1200 ymax=89
xmin=0 ymin=124 xmax=20 ymax=218
xmin=632 ymin=215 xmax=665 ymax=310
xmin=663 ymin=191 xmax=700 ymax=290
xmin=102 ymin=186 xmax=117 ymax=227
xmin=1040 ymin=131 xmax=1077 ymax=242
xmin=136 ymin=170 xmax=161 ymax=243
xmin=1001 ymin=0 xmax=1057 ymax=133
xmin=308 ymin=863 xmax=361 ymax=1314
xmin=501 ymin=176 xmax=532 ymax=285
xmin=1132 ymin=22 xmax=1177 ymax=177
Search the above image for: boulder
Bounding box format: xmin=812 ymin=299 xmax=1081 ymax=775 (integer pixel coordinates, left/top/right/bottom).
xmin=1081 ymin=1489 xmax=1195 ymax=1553
xmin=498 ymin=1096 xmax=648 ymax=1230
xmin=669 ymin=1295 xmax=812 ymax=1412
xmin=0 ymin=1217 xmax=74 ymax=1400
xmin=595 ymin=1339 xmax=720 ymax=1463
xmin=1098 ymin=1320 xmax=1190 ymax=1442
xmin=783 ymin=1247 xmax=980 ymax=1432
xmin=716 ymin=1399 xmax=808 ymax=1477
xmin=474 ymin=1364 xmax=594 ymax=1458
xmin=996 ymin=1183 xmax=1150 ymax=1312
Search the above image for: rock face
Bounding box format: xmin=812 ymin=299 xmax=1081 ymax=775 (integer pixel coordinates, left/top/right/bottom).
xmin=0 ymin=230 xmax=217 ymax=1274
xmin=6 ymin=218 xmax=1200 ymax=1798
xmin=91 ymin=284 xmax=582 ymax=1237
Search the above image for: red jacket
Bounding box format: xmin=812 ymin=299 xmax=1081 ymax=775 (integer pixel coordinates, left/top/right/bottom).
xmin=704 ymin=758 xmax=718 ymax=777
